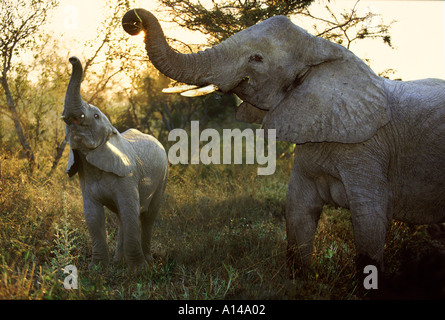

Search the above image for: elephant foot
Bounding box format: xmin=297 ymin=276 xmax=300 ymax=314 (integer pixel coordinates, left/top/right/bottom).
xmin=286 ymin=244 xmax=312 ymax=278
xmin=144 ymin=253 xmax=154 ymax=264
xmin=128 ymin=259 xmax=148 ymax=275
xmin=88 ymin=259 xmax=109 ymax=271
xmin=113 ymin=251 xmax=124 ymax=264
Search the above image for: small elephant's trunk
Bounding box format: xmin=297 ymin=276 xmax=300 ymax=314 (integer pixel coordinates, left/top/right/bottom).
xmin=63 ymin=56 xmax=86 ymax=124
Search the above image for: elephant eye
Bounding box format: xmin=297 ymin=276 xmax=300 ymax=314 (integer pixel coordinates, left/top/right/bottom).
xmin=248 ymin=54 xmax=263 ymax=63
xmin=94 ymin=114 xmax=100 ymax=119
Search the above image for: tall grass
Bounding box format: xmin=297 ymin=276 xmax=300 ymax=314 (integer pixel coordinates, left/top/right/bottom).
xmin=0 ymin=148 xmax=441 ymax=299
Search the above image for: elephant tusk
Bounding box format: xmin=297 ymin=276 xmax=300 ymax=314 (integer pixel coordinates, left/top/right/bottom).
xmin=180 ymin=84 xmax=219 ymax=97
xmin=162 ymin=84 xmax=219 ymax=97
xmin=162 ymin=84 xmax=199 ymax=94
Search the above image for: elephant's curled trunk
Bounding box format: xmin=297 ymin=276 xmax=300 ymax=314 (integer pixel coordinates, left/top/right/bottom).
xmin=63 ymin=56 xmax=86 ymax=123
xmin=122 ymin=9 xmax=215 ymax=86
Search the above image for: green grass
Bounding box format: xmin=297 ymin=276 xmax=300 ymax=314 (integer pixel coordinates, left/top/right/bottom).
xmin=0 ymin=149 xmax=440 ymax=299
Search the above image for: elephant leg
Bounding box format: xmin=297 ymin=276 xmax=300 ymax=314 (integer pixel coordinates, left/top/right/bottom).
xmin=286 ymin=168 xmax=324 ymax=276
xmin=341 ymin=163 xmax=392 ymax=274
xmin=348 ymin=195 xmax=391 ymax=297
xmin=117 ymin=194 xmax=147 ymax=273
xmin=349 ymin=197 xmax=390 ymax=273
xmin=113 ymin=216 xmax=124 ymax=264
xmin=141 ymin=187 xmax=163 ymax=263
xmin=83 ymin=197 xmax=109 ymax=269
xmin=140 ymin=208 xmax=156 ymax=263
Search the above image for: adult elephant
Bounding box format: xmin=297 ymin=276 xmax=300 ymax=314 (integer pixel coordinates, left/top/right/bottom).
xmin=122 ymin=9 xmax=445 ymax=275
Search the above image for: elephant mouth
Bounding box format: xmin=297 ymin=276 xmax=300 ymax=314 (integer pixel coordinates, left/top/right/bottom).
xmin=69 ymin=129 xmax=98 ymax=151
xmin=231 ymin=78 xmax=270 ymax=111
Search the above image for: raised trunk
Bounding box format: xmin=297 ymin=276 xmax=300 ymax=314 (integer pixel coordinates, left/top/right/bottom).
xmin=122 ymin=9 xmax=217 ymax=86
xmin=63 ymin=56 xmax=86 ymax=123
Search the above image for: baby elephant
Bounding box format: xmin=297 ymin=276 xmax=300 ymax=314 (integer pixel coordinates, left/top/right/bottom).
xmin=62 ymin=57 xmax=168 ymax=273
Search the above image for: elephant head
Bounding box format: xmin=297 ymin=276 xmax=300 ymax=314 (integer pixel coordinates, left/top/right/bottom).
xmin=63 ymin=57 xmax=134 ymax=177
xmin=122 ymin=9 xmax=390 ymax=144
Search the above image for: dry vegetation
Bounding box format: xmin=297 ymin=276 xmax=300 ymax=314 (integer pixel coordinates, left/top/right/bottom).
xmin=1 ymin=144 xmax=443 ymax=300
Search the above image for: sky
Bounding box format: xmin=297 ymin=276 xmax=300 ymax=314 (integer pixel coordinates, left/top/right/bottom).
xmin=48 ymin=0 xmax=445 ymax=81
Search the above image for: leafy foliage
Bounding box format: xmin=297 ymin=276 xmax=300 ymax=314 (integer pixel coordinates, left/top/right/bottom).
xmin=158 ymin=0 xmax=313 ymax=43
xmin=0 ymin=0 xmax=59 ymax=171
xmin=50 ymin=192 xmax=81 ymax=272
xmin=158 ymin=0 xmax=393 ymax=49
xmin=0 ymin=0 xmax=59 ymax=76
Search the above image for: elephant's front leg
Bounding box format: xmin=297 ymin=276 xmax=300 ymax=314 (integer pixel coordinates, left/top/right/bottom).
xmin=286 ymin=168 xmax=324 ymax=276
xmin=140 ymin=186 xmax=164 ymax=263
xmin=341 ymin=163 xmax=392 ymax=274
xmin=117 ymin=193 xmax=147 ymax=273
xmin=83 ymin=197 xmax=109 ymax=269
xmin=348 ymin=195 xmax=390 ymax=273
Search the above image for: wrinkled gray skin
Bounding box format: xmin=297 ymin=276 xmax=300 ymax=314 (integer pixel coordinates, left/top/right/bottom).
xmin=62 ymin=56 xmax=168 ymax=273
xmin=122 ymin=9 xmax=445 ymax=273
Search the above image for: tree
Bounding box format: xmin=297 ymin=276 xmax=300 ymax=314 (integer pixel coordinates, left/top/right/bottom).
xmin=0 ymin=0 xmax=145 ymax=173
xmin=81 ymin=0 xmax=138 ymax=106
xmin=158 ymin=0 xmax=393 ymax=48
xmin=51 ymin=0 xmax=144 ymax=171
xmin=158 ymin=0 xmax=314 ymax=44
xmin=299 ymin=1 xmax=393 ymax=49
xmin=0 ymin=0 xmax=59 ymax=172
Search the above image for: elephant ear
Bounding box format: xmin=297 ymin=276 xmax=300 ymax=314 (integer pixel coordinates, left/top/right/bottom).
xmin=86 ymin=131 xmax=135 ymax=177
xmin=263 ymin=45 xmax=390 ymax=144
xmin=66 ymin=148 xmax=81 ymax=177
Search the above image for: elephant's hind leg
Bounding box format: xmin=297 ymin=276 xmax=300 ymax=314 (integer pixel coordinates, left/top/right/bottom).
xmin=141 ymin=187 xmax=164 ymax=263
xmin=112 ymin=216 xmax=124 ymax=264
